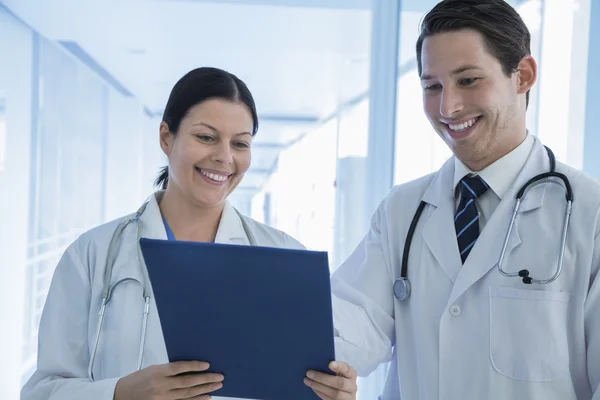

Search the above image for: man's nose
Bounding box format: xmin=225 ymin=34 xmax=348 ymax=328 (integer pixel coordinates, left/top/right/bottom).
xmin=439 ymin=87 xmax=464 ymax=118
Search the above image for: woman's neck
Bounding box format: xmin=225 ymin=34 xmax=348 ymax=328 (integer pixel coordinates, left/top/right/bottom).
xmin=158 ymin=188 xmax=224 ymax=242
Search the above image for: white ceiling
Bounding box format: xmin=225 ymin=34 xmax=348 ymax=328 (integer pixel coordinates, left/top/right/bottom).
xmin=2 ymin=0 xmax=376 ymax=117
xmin=1 ymin=0 xmax=434 ymax=194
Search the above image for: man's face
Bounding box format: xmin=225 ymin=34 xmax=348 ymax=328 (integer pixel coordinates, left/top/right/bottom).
xmin=420 ymin=29 xmax=529 ymax=171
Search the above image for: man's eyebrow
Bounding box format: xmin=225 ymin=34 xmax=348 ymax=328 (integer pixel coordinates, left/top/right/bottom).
xmin=420 ymin=65 xmax=483 ymax=81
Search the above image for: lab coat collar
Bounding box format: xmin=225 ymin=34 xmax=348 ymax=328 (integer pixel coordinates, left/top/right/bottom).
xmin=214 ymin=202 xmax=251 ymax=246
xmin=422 ymin=157 xmax=455 ymax=208
xmin=138 ymin=191 xmax=168 ymax=241
xmin=421 ymin=158 xmax=463 ymax=282
xmin=419 ymin=136 xmax=549 ymax=286
xmin=138 ymin=191 xmax=250 ymax=245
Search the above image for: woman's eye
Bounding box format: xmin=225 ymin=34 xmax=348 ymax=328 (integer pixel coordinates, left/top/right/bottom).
xmin=196 ymin=135 xmax=214 ymax=142
xmin=234 ymin=142 xmax=250 ymax=149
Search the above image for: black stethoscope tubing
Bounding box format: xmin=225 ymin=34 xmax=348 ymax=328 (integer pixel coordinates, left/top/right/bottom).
xmin=394 ymin=146 xmax=573 ymax=301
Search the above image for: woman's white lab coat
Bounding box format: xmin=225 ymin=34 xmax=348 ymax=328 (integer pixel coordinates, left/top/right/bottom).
xmin=21 ymin=191 xmax=305 ymax=400
xmin=331 ymin=137 xmax=600 ymax=400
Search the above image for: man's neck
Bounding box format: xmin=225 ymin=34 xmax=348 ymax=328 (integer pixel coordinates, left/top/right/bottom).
xmin=463 ymin=131 xmax=528 ymax=172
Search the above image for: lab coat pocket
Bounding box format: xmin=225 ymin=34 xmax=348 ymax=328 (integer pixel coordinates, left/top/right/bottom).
xmin=489 ymin=286 xmax=571 ymax=381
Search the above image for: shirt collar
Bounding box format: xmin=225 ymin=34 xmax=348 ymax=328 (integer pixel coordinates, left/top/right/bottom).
xmin=453 ymin=133 xmax=535 ymax=200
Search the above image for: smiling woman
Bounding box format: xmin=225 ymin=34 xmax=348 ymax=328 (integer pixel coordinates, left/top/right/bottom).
xmin=20 ymin=66 xmax=359 ymax=400
xmin=155 ymin=67 xmax=259 ymax=242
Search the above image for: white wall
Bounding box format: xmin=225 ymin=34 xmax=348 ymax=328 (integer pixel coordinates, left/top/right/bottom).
xmin=0 ymin=6 xmax=33 ymax=399
xmin=140 ymin=114 xmax=166 ymax=198
xmin=104 ymin=88 xmax=146 ymax=220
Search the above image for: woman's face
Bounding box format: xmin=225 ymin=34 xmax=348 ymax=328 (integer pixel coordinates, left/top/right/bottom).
xmin=160 ymin=98 xmax=254 ymax=209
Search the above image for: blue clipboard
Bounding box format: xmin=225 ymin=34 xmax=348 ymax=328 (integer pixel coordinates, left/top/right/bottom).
xmin=139 ymin=238 xmax=336 ymax=400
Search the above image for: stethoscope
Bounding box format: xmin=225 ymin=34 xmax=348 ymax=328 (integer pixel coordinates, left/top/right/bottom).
xmin=88 ymin=199 xmax=258 ymax=382
xmin=393 ymin=146 xmax=573 ymax=301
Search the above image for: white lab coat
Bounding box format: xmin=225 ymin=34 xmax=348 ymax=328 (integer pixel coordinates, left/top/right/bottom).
xmin=21 ymin=191 xmax=305 ymax=400
xmin=331 ymin=136 xmax=600 ymax=400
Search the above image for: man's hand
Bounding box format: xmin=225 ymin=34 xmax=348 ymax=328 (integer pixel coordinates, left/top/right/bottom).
xmin=304 ymin=361 xmax=358 ymax=400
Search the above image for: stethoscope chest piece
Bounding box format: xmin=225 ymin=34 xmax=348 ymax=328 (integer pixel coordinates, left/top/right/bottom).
xmin=393 ymin=277 xmax=411 ymax=300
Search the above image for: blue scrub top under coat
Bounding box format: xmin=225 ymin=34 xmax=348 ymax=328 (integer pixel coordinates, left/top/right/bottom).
xmin=162 ymin=217 xmax=176 ymax=241
xmin=162 ymin=217 xmax=214 ymax=243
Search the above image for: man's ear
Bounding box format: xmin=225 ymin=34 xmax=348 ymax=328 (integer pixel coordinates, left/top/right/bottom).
xmin=516 ymin=55 xmax=537 ymax=95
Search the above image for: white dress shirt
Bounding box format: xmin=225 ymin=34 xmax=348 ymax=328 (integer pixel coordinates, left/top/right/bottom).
xmin=453 ymin=134 xmax=535 ymax=230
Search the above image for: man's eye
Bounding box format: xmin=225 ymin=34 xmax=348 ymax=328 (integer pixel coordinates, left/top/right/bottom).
xmin=460 ymin=78 xmax=479 ymax=86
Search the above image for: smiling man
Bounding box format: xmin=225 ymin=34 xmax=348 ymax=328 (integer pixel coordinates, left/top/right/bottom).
xmin=330 ymin=1 xmax=600 ymax=399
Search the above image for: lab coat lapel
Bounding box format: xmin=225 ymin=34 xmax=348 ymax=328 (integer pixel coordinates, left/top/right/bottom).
xmin=138 ymin=191 xmax=169 ymax=240
xmin=447 ymin=138 xmax=550 ymax=305
xmin=421 ymin=158 xmax=464 ymax=283
xmin=214 ymin=202 xmax=251 ymax=246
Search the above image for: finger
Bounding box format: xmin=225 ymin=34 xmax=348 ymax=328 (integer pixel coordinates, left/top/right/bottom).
xmin=305 ymin=371 xmax=356 ymax=394
xmin=175 ymin=395 xmax=213 ymax=400
xmin=304 ymin=378 xmax=352 ymax=400
xmin=165 ymin=361 xmax=211 ymax=376
xmin=311 ymin=388 xmax=337 ymax=400
xmin=328 ymin=361 xmax=357 ymax=379
xmin=172 ymin=372 xmax=225 ymax=390
xmin=171 ymin=381 xmax=223 ymax=399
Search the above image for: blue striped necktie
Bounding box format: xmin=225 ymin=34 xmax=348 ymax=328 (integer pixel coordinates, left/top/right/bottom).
xmin=455 ymin=175 xmax=489 ymax=263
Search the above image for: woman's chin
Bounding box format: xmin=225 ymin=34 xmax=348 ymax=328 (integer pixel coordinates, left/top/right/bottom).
xmin=195 ymin=196 xmax=226 ymax=209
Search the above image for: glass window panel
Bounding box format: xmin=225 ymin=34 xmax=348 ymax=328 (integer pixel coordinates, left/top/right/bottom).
xmin=0 ymin=95 xmax=6 ymax=172
xmin=36 ymin=39 xmax=77 ymax=241
xmin=21 ymin=261 xmax=35 ymax=363
xmin=71 ymin=65 xmax=107 ymax=230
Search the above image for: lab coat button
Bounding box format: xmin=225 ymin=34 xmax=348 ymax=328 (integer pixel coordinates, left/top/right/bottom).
xmin=449 ymin=305 xmax=462 ymax=316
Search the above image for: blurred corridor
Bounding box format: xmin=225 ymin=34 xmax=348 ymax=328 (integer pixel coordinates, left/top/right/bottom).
xmin=1 ymin=0 xmax=599 ymax=398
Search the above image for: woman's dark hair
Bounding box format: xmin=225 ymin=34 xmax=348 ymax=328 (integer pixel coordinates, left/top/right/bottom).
xmin=154 ymin=67 xmax=259 ymax=189
xmin=416 ymin=0 xmax=532 ymax=107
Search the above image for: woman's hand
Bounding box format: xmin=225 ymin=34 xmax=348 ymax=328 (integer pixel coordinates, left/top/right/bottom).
xmin=304 ymin=361 xmax=358 ymax=400
xmin=113 ymin=361 xmax=224 ymax=400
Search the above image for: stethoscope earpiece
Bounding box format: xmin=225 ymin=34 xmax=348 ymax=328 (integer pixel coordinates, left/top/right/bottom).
xmin=518 ymin=269 xmax=529 ymax=278
xmin=520 ymin=269 xmax=532 ymax=284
